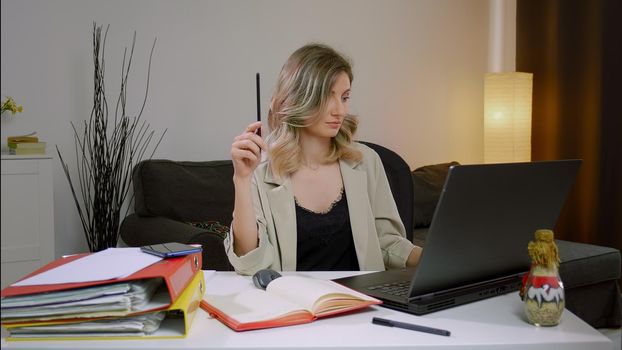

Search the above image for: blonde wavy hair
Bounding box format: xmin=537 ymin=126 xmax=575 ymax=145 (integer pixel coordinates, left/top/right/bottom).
xmin=266 ymin=43 xmax=362 ymax=177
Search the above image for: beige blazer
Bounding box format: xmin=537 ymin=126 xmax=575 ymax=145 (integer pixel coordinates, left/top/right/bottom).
xmin=224 ymin=143 xmax=415 ymax=275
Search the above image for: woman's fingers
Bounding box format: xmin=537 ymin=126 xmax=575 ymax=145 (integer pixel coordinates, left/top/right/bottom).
xmin=231 ymin=147 xmax=259 ymax=164
xmin=234 ymin=132 xmax=264 ymax=147
xmin=233 ymin=138 xmax=261 ymax=157
xmin=246 ymin=121 xmax=262 ymax=133
xmin=247 ymin=132 xmax=267 ymax=151
xmin=234 ymin=124 xmax=267 ymax=151
xmin=230 ymin=121 xmax=267 ymax=176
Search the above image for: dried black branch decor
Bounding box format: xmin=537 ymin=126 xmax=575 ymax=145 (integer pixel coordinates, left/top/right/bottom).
xmin=57 ymin=23 xmax=166 ymax=252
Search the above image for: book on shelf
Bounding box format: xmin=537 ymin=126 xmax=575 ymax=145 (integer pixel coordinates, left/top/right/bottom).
xmin=7 ymin=133 xmax=39 ymax=146
xmin=200 ymin=275 xmax=381 ymax=331
xmin=8 ymin=142 xmax=47 ymax=155
xmin=6 ymin=132 xmax=45 ymax=155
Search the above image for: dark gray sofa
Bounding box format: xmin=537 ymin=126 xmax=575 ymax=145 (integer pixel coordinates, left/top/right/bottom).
xmin=119 ymin=153 xmax=621 ymax=328
xmin=120 ymin=160 xmax=235 ymax=271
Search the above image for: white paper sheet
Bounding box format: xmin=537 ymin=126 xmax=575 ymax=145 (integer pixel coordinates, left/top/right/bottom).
xmin=12 ymin=248 xmax=162 ymax=286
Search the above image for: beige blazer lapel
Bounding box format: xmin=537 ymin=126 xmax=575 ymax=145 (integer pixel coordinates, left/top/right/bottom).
xmin=264 ymin=171 xmax=297 ymax=270
xmin=340 ymin=159 xmax=374 ymax=269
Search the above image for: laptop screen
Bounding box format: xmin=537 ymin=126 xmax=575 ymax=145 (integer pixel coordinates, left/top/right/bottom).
xmin=409 ymin=159 xmax=581 ymax=296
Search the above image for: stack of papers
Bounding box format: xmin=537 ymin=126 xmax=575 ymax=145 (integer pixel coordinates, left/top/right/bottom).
xmin=13 ymin=248 xmax=162 ymax=286
xmin=2 ymin=248 xmax=164 ymax=322
xmin=8 ymin=312 xmax=166 ymax=338
xmin=1 ymin=278 xmax=162 ymax=321
xmin=1 ymin=247 xmax=205 ymax=340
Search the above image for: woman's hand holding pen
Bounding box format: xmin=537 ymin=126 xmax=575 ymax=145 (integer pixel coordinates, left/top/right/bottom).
xmin=231 ymin=121 xmax=266 ymax=180
xmin=231 ymin=121 xmax=265 ymax=255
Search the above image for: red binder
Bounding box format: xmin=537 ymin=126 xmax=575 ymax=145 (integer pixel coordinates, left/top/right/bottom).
xmin=1 ymin=251 xmax=202 ymax=325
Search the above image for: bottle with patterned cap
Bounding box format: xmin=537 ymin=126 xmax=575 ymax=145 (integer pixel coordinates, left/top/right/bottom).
xmin=520 ymin=229 xmax=565 ymax=326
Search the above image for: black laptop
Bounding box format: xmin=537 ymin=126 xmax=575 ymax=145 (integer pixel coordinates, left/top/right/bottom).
xmin=334 ymin=159 xmax=581 ymax=315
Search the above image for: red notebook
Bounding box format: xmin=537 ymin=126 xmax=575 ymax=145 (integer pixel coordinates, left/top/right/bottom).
xmin=200 ymin=275 xmax=381 ymax=331
xmin=1 ymin=251 xmax=202 ymax=325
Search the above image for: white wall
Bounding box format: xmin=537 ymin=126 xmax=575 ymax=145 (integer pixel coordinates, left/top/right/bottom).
xmin=489 ymin=0 xmax=516 ymax=71
xmin=0 ymin=0 xmax=514 ymax=257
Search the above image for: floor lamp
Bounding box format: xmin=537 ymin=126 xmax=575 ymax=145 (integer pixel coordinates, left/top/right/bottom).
xmin=484 ymin=72 xmax=533 ymax=163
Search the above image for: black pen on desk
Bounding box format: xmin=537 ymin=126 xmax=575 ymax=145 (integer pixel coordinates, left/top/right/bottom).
xmin=372 ymin=317 xmax=451 ymax=337
xmin=255 ymin=72 xmax=262 ymax=137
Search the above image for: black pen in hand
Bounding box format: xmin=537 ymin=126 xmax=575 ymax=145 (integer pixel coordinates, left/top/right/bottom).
xmin=372 ymin=317 xmax=451 ymax=337
xmin=256 ymin=72 xmax=261 ymax=137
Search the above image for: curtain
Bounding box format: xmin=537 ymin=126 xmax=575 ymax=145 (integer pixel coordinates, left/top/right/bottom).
xmin=516 ymin=0 xmax=621 ymax=253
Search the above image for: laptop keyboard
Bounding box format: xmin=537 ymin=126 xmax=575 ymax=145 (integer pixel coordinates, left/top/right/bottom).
xmin=366 ymin=280 xmax=410 ymax=297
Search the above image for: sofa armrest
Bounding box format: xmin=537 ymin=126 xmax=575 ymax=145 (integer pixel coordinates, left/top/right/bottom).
xmin=119 ymin=214 xmax=233 ymax=271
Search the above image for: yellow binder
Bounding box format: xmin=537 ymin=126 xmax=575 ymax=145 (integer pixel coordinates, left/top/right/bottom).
xmin=4 ymin=271 xmax=204 ymax=341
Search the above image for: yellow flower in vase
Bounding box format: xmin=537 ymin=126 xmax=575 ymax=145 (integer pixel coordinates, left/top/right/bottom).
xmin=1 ymin=96 xmax=24 ymax=116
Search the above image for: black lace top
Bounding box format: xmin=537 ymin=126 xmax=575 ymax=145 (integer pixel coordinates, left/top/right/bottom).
xmin=295 ymin=189 xmax=360 ymax=271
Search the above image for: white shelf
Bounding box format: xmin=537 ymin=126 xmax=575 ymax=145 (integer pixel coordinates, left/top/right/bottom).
xmin=1 ymin=156 xmax=55 ymax=289
xmin=1 ymin=152 xmax=52 ymax=160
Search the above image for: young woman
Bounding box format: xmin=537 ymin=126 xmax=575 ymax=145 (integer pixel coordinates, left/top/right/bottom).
xmin=227 ymin=43 xmax=422 ymax=274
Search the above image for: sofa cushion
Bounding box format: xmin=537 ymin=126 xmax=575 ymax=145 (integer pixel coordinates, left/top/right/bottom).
xmin=557 ymin=239 xmax=621 ymax=288
xmin=556 ymin=239 xmax=621 ymax=327
xmin=120 ymin=214 xmax=233 ymax=271
xmin=133 ymin=160 xmax=235 ymax=224
xmin=411 ymin=162 xmax=460 ymax=228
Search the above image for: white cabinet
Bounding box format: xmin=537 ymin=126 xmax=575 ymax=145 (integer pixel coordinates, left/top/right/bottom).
xmin=1 ymin=154 xmax=55 ymax=289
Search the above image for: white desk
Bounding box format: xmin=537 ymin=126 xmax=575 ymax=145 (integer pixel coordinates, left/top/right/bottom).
xmin=1 ymin=271 xmax=614 ymax=350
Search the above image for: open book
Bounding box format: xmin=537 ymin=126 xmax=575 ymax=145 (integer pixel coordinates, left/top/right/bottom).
xmin=200 ymin=275 xmax=381 ymax=331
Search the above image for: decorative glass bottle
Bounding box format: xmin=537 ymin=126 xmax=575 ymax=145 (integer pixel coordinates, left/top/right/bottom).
xmin=520 ymin=229 xmax=565 ymax=326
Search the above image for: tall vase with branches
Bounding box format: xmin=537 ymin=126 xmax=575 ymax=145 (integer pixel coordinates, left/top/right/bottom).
xmin=57 ymin=23 xmax=166 ymax=252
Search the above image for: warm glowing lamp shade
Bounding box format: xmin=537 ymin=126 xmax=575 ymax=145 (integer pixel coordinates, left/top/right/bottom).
xmin=484 ymin=72 xmax=533 ymax=163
